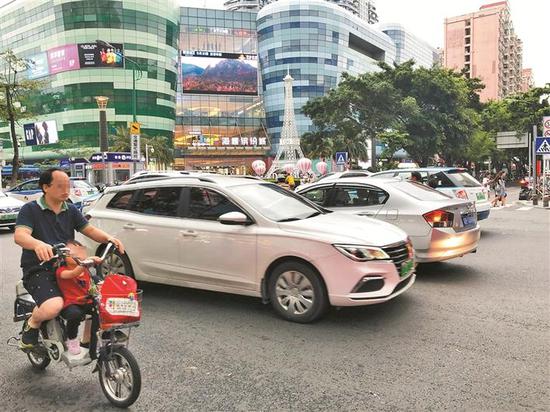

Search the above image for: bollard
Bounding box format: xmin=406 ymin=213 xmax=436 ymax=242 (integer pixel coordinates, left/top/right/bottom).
xmin=544 ymin=197 xmax=549 ymax=208
xmin=533 ymin=195 xmax=538 ymax=206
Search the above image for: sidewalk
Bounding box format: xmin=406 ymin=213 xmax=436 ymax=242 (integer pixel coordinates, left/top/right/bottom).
xmin=506 ymin=186 xmax=550 ymax=209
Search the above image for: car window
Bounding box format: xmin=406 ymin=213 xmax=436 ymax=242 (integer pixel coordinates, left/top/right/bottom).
xmin=426 ymin=172 xmax=455 ymax=188
xmin=130 ymin=189 xmax=160 ymax=214
xmin=148 ymin=187 xmax=182 ymax=216
xmin=396 ymin=171 xmax=428 ymax=183
xmin=444 ymin=171 xmax=481 ymax=188
xmin=71 ymin=180 xmax=97 ymax=192
xmin=331 ymin=186 xmax=388 ymax=207
xmin=107 ymin=191 xmax=135 ymax=210
xmin=395 ymin=181 xmax=452 ymax=200
xmin=300 ymin=187 xmax=330 ymax=206
xmin=187 ymin=187 xmax=242 ymax=221
xmin=20 ymin=181 xmax=40 ymax=191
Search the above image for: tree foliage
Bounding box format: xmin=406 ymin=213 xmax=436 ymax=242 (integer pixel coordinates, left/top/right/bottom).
xmin=302 ymin=61 xmax=484 ymax=168
xmin=109 ymin=125 xmax=174 ymax=169
xmin=0 ymin=50 xmax=44 ymax=184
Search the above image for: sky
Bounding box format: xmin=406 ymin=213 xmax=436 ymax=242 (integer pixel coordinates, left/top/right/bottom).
xmin=185 ymin=0 xmax=549 ymax=87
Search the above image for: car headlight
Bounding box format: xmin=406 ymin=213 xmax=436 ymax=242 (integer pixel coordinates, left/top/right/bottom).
xmin=333 ymin=244 xmax=390 ymax=261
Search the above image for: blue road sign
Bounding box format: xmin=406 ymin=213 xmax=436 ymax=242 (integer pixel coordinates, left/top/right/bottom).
xmin=89 ymin=152 xmax=138 ymax=162
xmin=535 ymin=137 xmax=550 ymax=154
xmin=335 ymin=151 xmax=348 ymax=165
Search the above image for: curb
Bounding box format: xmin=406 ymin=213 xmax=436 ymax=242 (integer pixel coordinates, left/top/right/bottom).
xmin=515 ymin=200 xmax=550 ymax=209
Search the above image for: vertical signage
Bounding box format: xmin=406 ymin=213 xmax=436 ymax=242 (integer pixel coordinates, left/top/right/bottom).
xmin=543 ymin=116 xmax=550 ymax=137
xmin=131 ymin=135 xmax=140 ymax=160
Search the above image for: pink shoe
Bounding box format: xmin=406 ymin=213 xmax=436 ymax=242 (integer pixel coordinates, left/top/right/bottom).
xmin=66 ymin=338 xmax=81 ymax=355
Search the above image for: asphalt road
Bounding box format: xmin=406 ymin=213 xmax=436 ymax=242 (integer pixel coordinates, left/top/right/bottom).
xmin=0 ymin=197 xmax=548 ymax=411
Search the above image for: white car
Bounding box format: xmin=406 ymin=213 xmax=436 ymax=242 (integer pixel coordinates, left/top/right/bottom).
xmin=0 ymin=190 xmax=25 ymax=231
xmin=6 ymin=177 xmax=99 ymax=209
xmin=82 ymin=175 xmax=415 ymax=323
xmin=296 ymin=177 xmax=480 ymax=263
xmin=370 ymin=168 xmax=491 ymax=220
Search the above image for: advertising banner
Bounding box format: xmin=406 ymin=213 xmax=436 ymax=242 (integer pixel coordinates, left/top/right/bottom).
xmin=28 ymin=52 xmax=50 ymax=79
xmin=47 ymin=45 xmax=80 ymax=74
xmin=23 ymin=120 xmax=59 ymax=146
xmin=181 ymin=51 xmax=258 ymax=95
xmin=78 ymin=43 xmax=124 ymax=68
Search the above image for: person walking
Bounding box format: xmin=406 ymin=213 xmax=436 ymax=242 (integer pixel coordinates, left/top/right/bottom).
xmin=491 ymin=171 xmax=507 ymax=207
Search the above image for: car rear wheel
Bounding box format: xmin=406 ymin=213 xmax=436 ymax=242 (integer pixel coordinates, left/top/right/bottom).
xmin=268 ymin=261 xmax=328 ymax=323
xmin=98 ymin=249 xmax=134 ymax=279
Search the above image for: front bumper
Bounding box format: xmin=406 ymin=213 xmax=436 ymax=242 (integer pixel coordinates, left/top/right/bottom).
xmin=316 ymin=254 xmax=416 ymax=307
xmin=414 ymin=224 xmax=481 ymax=263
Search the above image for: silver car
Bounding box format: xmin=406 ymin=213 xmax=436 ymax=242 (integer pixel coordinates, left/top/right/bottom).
xmin=296 ymin=177 xmax=480 ymax=263
xmin=81 ymin=175 xmax=415 ymax=323
xmin=0 ymin=190 xmax=25 ymax=231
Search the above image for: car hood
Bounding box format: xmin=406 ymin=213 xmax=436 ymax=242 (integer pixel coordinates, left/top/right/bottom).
xmin=0 ymin=195 xmax=25 ymax=208
xmin=278 ymin=212 xmax=407 ymax=246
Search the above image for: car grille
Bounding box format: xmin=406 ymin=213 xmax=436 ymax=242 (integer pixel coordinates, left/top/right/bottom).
xmin=381 ymin=241 xmax=410 ymax=273
xmin=0 ymin=207 xmax=21 ymax=213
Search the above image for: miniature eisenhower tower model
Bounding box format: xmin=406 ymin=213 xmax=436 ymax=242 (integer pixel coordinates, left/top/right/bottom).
xmin=265 ymin=73 xmax=305 ymax=177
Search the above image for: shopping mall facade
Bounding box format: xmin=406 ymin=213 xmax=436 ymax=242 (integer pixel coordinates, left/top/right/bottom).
xmin=0 ymin=0 xmax=436 ymax=174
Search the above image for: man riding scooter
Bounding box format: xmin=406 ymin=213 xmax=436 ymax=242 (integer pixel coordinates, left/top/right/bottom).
xmin=13 ymin=168 xmax=125 ymax=350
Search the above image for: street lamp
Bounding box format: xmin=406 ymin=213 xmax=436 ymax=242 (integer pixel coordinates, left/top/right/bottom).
xmin=145 ymin=144 xmax=154 ymax=170
xmin=95 ymin=95 xmax=109 ymax=152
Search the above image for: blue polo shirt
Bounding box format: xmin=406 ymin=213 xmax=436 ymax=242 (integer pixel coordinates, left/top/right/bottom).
xmin=16 ymin=196 xmax=89 ymax=271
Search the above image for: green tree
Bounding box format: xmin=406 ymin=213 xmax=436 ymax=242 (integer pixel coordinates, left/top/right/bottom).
xmin=0 ymin=50 xmax=44 ymax=184
xmin=301 ymin=61 xmax=483 ymax=168
xmin=108 ymin=125 xmax=174 ymax=169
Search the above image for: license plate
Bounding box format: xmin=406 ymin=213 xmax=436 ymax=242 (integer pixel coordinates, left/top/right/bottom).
xmin=400 ymin=259 xmax=414 ymax=277
xmin=105 ymin=298 xmax=139 ymax=316
xmin=0 ymin=213 xmax=16 ymax=221
xmin=462 ymin=214 xmax=476 ymax=226
xmin=476 ymin=192 xmax=486 ymax=201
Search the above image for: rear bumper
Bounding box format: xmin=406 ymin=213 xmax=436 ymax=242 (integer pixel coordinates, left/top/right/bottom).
xmin=477 ymin=209 xmax=490 ymax=220
xmin=414 ymin=225 xmax=481 ymax=263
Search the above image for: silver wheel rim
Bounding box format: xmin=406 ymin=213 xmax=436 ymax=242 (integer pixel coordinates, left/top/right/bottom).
xmin=101 ymin=353 xmax=134 ymax=402
xmin=101 ymin=253 xmax=126 ymax=277
xmin=275 ymin=270 xmax=314 ymax=315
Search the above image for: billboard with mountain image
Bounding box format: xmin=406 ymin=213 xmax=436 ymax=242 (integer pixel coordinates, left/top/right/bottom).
xmin=182 ymin=55 xmax=257 ymax=95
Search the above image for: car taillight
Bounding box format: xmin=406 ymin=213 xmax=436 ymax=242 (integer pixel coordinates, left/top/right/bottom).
xmin=74 ymin=189 xmax=82 ymax=196
xmin=453 ymin=189 xmax=468 ymax=199
xmin=423 ymin=210 xmax=454 ymax=228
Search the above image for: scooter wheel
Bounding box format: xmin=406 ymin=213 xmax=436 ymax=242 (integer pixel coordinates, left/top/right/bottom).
xmin=98 ymin=346 xmax=141 ymax=408
xmin=27 ymin=350 xmax=51 ymax=370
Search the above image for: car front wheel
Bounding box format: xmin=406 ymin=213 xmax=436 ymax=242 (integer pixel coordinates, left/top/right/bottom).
xmin=268 ymin=261 xmax=328 ymax=323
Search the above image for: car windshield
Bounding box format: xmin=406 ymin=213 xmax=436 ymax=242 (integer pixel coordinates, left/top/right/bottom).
xmin=445 ymin=171 xmax=481 ymax=188
xmin=395 ymin=181 xmax=452 ymax=201
xmin=230 ymin=183 xmax=322 ymax=222
xmin=72 ymin=180 xmax=98 ymax=192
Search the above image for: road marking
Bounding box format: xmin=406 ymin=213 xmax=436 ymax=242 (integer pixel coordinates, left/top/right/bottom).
xmin=517 ymin=207 xmax=533 ymax=211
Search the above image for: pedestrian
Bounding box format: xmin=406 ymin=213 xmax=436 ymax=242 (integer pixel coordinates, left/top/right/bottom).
xmin=410 ymin=171 xmax=422 ymax=183
xmin=284 ymin=172 xmax=295 ymax=190
xmin=491 ymin=171 xmax=507 ymax=207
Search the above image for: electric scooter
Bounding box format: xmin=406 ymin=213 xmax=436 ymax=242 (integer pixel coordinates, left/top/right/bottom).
xmin=8 ymin=242 xmax=142 ymax=408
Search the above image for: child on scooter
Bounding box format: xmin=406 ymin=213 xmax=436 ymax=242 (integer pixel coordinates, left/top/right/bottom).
xmin=55 ymin=240 xmax=102 ymax=355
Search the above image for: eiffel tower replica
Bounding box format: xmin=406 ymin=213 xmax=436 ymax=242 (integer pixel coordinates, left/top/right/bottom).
xmin=265 ymin=72 xmax=305 ymax=177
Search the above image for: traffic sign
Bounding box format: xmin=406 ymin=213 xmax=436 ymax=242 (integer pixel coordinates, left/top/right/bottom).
xmin=130 ymin=122 xmax=140 ymax=135
xmin=535 ymin=137 xmax=550 ymax=154
xmin=335 ymin=151 xmax=348 ymax=165
xmin=131 ymin=135 xmax=140 ymax=160
xmin=543 ymin=116 xmax=550 ymax=137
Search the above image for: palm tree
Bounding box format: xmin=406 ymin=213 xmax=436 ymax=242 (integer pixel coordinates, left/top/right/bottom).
xmin=146 ymin=135 xmax=174 ymax=170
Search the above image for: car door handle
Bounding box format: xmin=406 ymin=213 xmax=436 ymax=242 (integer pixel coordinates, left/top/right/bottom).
xmin=180 ymin=230 xmax=198 ymax=238
xmin=123 ymin=223 xmax=136 ymax=230
xmin=359 ymin=212 xmax=375 ymax=216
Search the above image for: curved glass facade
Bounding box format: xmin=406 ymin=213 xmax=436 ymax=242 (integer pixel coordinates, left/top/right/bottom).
xmin=0 ymin=0 xmax=179 ymax=160
xmin=379 ymin=23 xmax=438 ymax=68
xmin=257 ymin=0 xmax=396 ymax=151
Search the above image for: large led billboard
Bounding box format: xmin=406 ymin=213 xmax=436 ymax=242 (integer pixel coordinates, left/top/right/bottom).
xmin=23 ymin=120 xmax=59 ymax=146
xmin=78 ymin=42 xmax=124 ymax=68
xmin=182 ymin=52 xmax=258 ymax=95
xmin=47 ymin=45 xmax=80 ymax=74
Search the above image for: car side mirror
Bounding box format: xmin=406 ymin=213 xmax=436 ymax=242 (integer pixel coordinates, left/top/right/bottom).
xmin=218 ymin=211 xmax=252 ymax=226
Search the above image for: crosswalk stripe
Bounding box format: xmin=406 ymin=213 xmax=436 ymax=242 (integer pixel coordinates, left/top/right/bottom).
xmin=517 ymin=207 xmax=533 ymax=211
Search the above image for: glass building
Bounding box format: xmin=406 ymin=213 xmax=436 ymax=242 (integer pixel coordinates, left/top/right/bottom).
xmin=379 ymin=23 xmax=438 ymax=68
xmin=0 ymin=0 xmax=179 ymax=163
xmin=177 ymin=7 xmax=269 ymax=174
xmin=257 ymin=0 xmax=396 ymax=150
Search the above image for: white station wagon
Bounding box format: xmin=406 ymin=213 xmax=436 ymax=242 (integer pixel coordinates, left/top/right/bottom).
xmin=82 ymin=175 xmax=416 ymax=323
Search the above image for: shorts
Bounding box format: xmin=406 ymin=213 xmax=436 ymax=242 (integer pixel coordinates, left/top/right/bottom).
xmin=22 ymin=267 xmax=62 ymax=307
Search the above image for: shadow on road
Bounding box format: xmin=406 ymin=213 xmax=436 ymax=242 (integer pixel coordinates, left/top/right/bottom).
xmin=138 ymin=280 xmax=417 ymax=328
xmin=415 ymin=262 xmax=482 ymax=285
